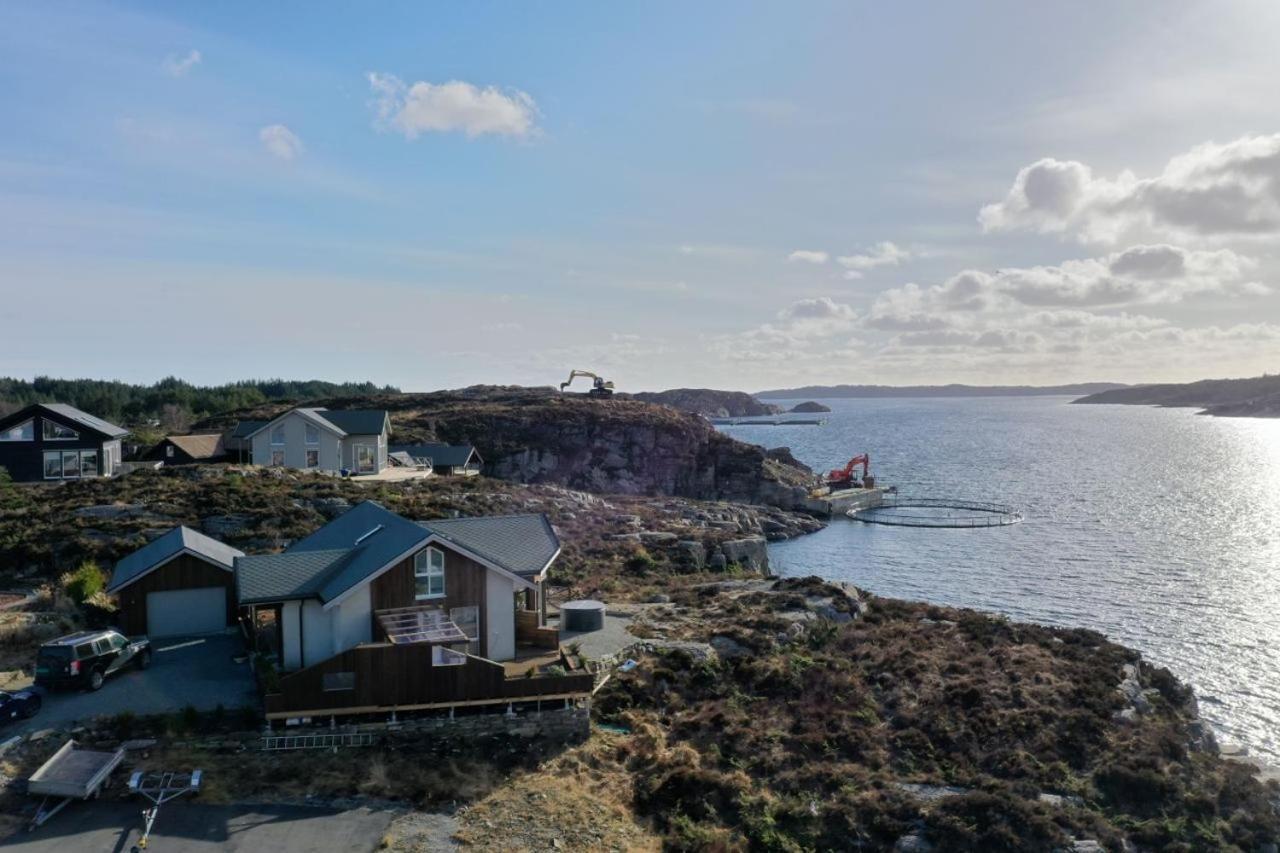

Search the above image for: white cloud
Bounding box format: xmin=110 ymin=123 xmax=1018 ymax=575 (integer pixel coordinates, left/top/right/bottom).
xmin=259 ymin=124 xmax=303 ymax=161
xmin=367 ymin=73 xmax=537 ymax=139
xmin=162 ymin=49 xmax=201 ymax=78
xmin=787 ymin=249 xmax=829 ymax=264
xmin=836 ymin=241 xmax=910 ymax=279
xmin=980 ymin=134 xmax=1280 ymax=243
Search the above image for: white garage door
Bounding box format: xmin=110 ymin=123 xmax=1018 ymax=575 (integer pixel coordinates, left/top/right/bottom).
xmin=146 ymin=587 xmax=227 ymax=638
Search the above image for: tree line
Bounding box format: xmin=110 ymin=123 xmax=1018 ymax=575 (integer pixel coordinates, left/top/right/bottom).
xmin=0 ymin=376 xmax=401 ymax=427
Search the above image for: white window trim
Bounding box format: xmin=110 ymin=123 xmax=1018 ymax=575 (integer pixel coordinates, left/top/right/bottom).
xmin=42 ymin=419 xmax=79 ymax=441
xmin=43 ymin=448 xmax=97 ymax=480
xmin=43 ymin=451 xmax=63 ymax=480
xmin=305 ymin=448 xmax=320 ymax=468
xmin=0 ymin=418 xmax=34 ymax=442
xmin=353 ymin=443 xmax=376 ymax=473
xmin=413 ymin=546 xmax=446 ymax=600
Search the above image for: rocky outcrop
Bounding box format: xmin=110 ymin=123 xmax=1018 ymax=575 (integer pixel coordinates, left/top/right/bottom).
xmin=789 ymin=401 xmax=831 ymax=413
xmin=246 ymin=386 xmax=819 ymax=510
xmin=630 ymin=388 xmax=784 ymax=418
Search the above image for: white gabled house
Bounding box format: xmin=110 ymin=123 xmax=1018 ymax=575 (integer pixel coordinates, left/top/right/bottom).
xmin=244 ymin=407 xmax=390 ymax=475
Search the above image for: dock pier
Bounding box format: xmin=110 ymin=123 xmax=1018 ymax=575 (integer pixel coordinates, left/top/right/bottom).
xmin=803 ymin=487 xmax=886 ymax=518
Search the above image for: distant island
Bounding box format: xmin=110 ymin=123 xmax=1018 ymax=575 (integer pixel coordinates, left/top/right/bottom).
xmin=757 ymin=382 xmax=1128 ymax=399
xmin=1073 ymin=373 xmax=1280 ymax=418
xmin=789 ymin=401 xmax=831 ymax=413
xmin=630 ymin=388 xmax=783 ymax=418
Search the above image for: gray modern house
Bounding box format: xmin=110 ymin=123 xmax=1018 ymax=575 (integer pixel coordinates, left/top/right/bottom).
xmin=244 ymin=407 xmax=390 ymax=475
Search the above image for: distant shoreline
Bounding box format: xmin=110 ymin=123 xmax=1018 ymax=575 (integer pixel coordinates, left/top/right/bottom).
xmin=756 ymin=382 xmax=1128 ymax=400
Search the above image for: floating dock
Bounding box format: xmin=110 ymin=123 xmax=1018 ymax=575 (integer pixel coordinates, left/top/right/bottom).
xmin=803 ymin=487 xmax=886 ymax=518
xmin=709 ymin=418 xmax=826 ymax=426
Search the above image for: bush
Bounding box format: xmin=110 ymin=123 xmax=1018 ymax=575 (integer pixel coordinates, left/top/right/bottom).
xmin=63 ymin=561 xmax=105 ymax=605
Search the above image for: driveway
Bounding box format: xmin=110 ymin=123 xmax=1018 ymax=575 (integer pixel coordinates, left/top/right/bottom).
xmin=5 ymin=634 xmax=257 ymax=736
xmin=1 ymin=802 xmax=396 ymax=852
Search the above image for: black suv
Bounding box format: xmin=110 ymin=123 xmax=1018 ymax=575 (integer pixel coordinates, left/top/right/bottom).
xmin=35 ymin=629 xmax=151 ymax=691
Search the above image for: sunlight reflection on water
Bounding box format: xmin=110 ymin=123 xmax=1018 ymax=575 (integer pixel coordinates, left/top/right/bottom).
xmin=724 ymin=397 xmax=1280 ymax=759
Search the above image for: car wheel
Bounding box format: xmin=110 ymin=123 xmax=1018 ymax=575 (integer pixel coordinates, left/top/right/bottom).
xmin=137 ymin=650 xmax=152 ymax=670
xmin=88 ymin=669 xmax=104 ymax=691
xmin=22 ymin=695 xmax=41 ymax=718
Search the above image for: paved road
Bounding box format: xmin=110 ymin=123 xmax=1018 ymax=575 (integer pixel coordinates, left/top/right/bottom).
xmin=1 ymin=802 xmax=395 ymax=852
xmin=4 ymin=635 xmax=256 ymax=737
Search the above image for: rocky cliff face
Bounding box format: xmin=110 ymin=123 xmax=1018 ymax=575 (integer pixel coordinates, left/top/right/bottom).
xmin=630 ymin=388 xmax=783 ymax=418
xmin=205 ymin=386 xmax=817 ymax=509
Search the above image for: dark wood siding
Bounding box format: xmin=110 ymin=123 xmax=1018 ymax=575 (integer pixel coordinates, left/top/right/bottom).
xmin=368 ymin=545 xmax=491 ymax=656
xmin=113 ymin=553 xmax=237 ymax=636
xmin=264 ymin=642 xmax=592 ymax=718
xmin=0 ymin=406 xmax=114 ymax=483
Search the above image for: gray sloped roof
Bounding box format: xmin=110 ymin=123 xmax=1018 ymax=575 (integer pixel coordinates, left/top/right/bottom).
xmin=314 ymin=409 xmax=388 ymax=435
xmin=389 ymin=443 xmax=481 ymax=468
xmin=33 ymin=403 xmax=129 ymax=439
xmin=230 ymin=420 xmax=267 ymax=439
xmin=230 ymin=502 xmax=559 ymax=605
xmin=420 ymin=514 xmax=559 ymax=579
xmin=109 ymin=526 xmax=244 ymax=593
xmin=235 ymin=549 xmax=356 ymax=605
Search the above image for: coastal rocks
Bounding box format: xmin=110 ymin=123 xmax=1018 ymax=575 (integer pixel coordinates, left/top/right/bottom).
xmin=709 ymin=635 xmax=752 ymax=659
xmin=638 ymin=531 xmax=678 ymax=545
xmin=718 ymin=537 xmax=769 ymax=572
xmin=789 ymin=401 xmax=831 ymax=413
xmin=201 ymin=513 xmax=254 ymax=538
xmin=676 ymin=540 xmax=706 ymax=570
xmin=74 ymin=503 xmax=147 ymax=519
xmin=893 ymin=835 xmax=935 ymax=853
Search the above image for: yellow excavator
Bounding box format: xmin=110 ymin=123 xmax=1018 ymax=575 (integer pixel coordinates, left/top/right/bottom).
xmin=560 ymin=370 xmax=615 ymax=398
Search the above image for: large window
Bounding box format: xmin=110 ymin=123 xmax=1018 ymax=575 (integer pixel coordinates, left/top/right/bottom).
xmin=432 ymin=646 xmax=466 ymax=667
xmin=354 ymin=444 xmax=376 ymax=473
xmin=451 ymin=605 xmax=480 ymax=655
xmin=305 ymin=424 xmax=319 ymax=445
xmin=42 ymin=420 xmax=78 ymax=441
xmin=0 ymin=419 xmax=33 ymax=442
xmin=305 ymin=449 xmax=320 ymax=468
xmin=414 ymin=547 xmax=445 ymax=599
xmin=43 ymin=449 xmax=98 ymax=479
xmin=270 ymin=425 xmax=285 ymax=445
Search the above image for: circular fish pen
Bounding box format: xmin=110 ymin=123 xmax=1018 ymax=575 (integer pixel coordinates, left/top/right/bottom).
xmin=849 ymin=496 xmax=1023 ymax=528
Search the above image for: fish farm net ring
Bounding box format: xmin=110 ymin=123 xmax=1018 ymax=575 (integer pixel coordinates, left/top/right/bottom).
xmin=849 ymin=497 xmax=1023 ymax=528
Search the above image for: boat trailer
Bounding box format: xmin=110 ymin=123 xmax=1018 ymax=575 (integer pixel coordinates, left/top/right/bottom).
xmin=128 ymin=768 xmax=202 ymax=852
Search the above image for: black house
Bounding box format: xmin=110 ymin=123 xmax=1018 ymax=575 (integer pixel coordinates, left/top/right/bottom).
xmin=0 ymin=403 xmax=129 ymax=482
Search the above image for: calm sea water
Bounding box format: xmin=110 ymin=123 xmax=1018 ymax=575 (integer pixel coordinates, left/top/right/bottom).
xmin=718 ymin=396 xmax=1280 ymax=760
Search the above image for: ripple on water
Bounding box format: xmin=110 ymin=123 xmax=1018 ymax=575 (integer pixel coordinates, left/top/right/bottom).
xmin=736 ymin=396 xmax=1280 ymax=761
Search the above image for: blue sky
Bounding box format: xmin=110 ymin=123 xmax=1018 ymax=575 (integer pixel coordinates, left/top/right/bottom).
xmin=3 ymin=2 xmax=1279 ymax=391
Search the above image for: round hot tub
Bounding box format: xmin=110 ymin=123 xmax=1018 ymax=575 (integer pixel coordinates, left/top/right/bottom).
xmin=561 ymin=599 xmax=606 ymax=632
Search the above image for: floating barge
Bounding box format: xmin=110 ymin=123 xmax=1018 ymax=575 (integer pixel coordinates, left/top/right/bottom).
xmin=803 ymin=486 xmax=887 ymax=518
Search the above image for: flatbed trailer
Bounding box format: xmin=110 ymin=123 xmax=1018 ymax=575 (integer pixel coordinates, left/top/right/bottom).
xmin=26 ymin=739 xmax=124 ymax=829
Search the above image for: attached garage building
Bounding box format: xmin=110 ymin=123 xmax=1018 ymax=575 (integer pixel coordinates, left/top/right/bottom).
xmin=108 ymin=526 xmax=244 ymax=638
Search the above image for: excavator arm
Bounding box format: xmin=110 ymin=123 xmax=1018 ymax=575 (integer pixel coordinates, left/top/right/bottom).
xmin=559 ymin=370 xmax=616 ymax=396
xmin=825 ymin=454 xmax=870 ymax=486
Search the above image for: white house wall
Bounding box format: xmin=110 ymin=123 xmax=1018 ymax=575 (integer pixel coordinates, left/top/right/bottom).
xmin=300 ymin=600 xmax=332 ymax=668
xmin=330 ymin=585 xmax=372 ymax=657
xmin=281 ymin=600 xmax=302 ymax=670
xmin=250 ymin=412 xmax=342 ymax=471
xmin=485 ymin=571 xmax=516 ymax=661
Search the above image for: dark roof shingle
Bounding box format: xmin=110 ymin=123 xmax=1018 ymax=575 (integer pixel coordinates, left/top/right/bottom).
xmin=109 ymin=526 xmax=243 ymax=592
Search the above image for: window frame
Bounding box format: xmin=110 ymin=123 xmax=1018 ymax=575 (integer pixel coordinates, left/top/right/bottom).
xmin=305 ymin=448 xmax=320 ymax=468
xmin=270 ymin=425 xmax=286 ymax=446
xmin=413 ymin=546 xmax=446 ymax=600
xmin=42 ymin=419 xmax=79 ymax=441
xmin=432 ymin=645 xmax=466 ymax=667
xmin=0 ymin=418 xmax=34 ymax=442
xmin=270 ymin=449 xmax=285 ymax=467
xmin=43 ymin=451 xmax=64 ymax=480
xmin=304 ymin=424 xmax=320 ymax=445
xmin=80 ymin=450 xmax=98 ymax=477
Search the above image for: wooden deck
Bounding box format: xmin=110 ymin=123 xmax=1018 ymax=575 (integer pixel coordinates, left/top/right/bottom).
xmin=263 ymin=641 xmax=592 ymax=720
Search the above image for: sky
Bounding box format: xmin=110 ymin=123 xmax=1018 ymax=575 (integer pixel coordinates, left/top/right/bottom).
xmin=2 ymin=2 xmax=1280 ymax=392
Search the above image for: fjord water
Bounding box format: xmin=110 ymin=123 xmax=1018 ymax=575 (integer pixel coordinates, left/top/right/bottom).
xmin=719 ymin=396 xmax=1280 ymax=760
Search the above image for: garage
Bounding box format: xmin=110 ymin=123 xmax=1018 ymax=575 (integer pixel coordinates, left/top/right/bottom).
xmin=146 ymin=586 xmax=229 ymax=637
xmin=107 ymin=526 xmax=244 ymax=639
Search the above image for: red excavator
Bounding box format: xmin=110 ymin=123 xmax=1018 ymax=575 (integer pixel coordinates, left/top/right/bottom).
xmin=825 ymin=454 xmax=873 ymax=490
